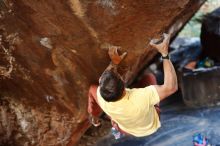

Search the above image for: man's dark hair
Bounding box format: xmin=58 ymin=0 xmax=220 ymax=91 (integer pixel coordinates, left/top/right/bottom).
xmin=99 ymin=71 xmax=124 ymax=102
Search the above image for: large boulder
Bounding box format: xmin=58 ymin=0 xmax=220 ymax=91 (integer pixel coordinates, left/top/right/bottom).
xmin=0 ymin=0 xmax=206 ymax=145
xmin=201 ymin=7 xmax=220 ymax=62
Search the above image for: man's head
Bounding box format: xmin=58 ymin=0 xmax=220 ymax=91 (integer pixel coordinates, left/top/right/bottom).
xmin=99 ymin=71 xmax=125 ymax=102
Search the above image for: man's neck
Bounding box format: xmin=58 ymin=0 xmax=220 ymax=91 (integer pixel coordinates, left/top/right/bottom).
xmin=118 ymin=90 xmax=126 ymax=100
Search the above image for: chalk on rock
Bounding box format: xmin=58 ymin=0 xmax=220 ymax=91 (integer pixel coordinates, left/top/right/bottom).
xmin=40 ymin=37 xmax=52 ymax=49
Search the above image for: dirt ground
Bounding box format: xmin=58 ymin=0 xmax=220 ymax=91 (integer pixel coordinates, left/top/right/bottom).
xmin=77 ymin=119 xmax=112 ymax=146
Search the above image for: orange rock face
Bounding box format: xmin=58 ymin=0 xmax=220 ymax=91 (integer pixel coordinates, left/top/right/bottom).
xmin=0 ymin=0 xmax=205 ymax=145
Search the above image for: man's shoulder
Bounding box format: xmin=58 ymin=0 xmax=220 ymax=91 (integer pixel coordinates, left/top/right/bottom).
xmin=96 ymin=86 xmax=100 ymax=97
xmin=96 ymin=86 xmax=105 ymax=103
xmin=128 ymin=85 xmax=154 ymax=92
xmin=127 ymin=85 xmax=158 ymax=100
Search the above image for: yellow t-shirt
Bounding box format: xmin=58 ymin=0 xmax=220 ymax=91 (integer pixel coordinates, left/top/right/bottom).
xmin=97 ymin=85 xmax=161 ymax=137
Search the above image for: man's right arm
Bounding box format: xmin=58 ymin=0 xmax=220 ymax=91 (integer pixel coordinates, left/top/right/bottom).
xmin=154 ymin=59 xmax=178 ymax=101
xmin=150 ymin=33 xmax=178 ymax=101
xmin=88 ymin=85 xmax=102 ymax=117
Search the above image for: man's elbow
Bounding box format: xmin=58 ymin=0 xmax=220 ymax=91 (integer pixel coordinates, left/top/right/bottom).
xmin=89 ymin=84 xmax=98 ymax=92
xmin=166 ymin=85 xmax=178 ymax=95
xmin=171 ymin=85 xmax=178 ymax=94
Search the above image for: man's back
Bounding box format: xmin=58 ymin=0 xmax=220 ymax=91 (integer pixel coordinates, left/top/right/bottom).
xmin=88 ymin=33 xmax=178 ymax=137
xmin=97 ymin=85 xmax=161 ymax=137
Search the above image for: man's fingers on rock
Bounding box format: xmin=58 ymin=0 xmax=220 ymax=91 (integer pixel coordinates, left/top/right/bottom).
xmin=149 ymin=41 xmax=158 ymax=48
xmin=121 ymin=52 xmax=127 ymax=59
xmin=115 ymin=46 xmax=121 ymax=50
xmin=163 ymin=33 xmax=168 ymax=41
xmin=163 ymin=33 xmax=171 ymax=42
xmin=161 ymin=34 xmax=170 ymax=46
xmin=114 ymin=47 xmax=118 ymax=55
xmin=167 ymin=34 xmax=171 ymax=41
xmin=108 ymin=47 xmax=114 ymax=56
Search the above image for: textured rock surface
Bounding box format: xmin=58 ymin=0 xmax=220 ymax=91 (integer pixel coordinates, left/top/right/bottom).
xmin=0 ymin=0 xmax=205 ymax=145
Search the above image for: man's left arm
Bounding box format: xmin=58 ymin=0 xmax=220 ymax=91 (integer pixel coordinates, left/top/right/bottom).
xmin=103 ymin=46 xmax=127 ymax=75
xmin=88 ymin=85 xmax=103 ymax=127
xmin=88 ymin=46 xmax=127 ymax=126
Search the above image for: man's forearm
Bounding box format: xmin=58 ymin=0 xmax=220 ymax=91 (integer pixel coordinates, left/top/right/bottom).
xmin=154 ymin=58 xmax=178 ymax=100
xmin=103 ymin=62 xmax=119 ymax=75
xmin=150 ymin=33 xmax=177 ymax=100
xmin=88 ymin=85 xmax=102 ymax=117
xmin=163 ymin=59 xmax=177 ymax=91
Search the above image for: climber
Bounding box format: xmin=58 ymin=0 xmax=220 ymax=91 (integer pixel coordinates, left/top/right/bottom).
xmin=88 ymin=33 xmax=178 ymax=137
